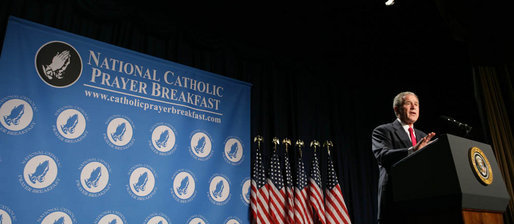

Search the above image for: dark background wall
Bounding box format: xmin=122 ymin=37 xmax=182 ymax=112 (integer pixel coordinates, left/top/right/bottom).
xmin=1 ymin=0 xmax=511 ymax=223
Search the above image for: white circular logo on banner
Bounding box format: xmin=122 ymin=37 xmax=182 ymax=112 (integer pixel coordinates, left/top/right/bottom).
xmin=105 ymin=116 xmax=134 ymax=150
xmin=56 ymin=108 xmax=86 ymax=140
xmin=0 ymin=97 xmax=35 ymax=134
xmin=225 ymin=217 xmax=242 ymax=224
xmin=97 ymin=213 xmax=125 ymax=224
xmin=223 ymin=137 xmax=244 ymax=165
xmin=145 ymin=214 xmax=170 ymax=224
xmin=128 ymin=166 xmax=156 ymax=199
xmin=172 ymin=170 xmax=196 ymax=202
xmin=151 ymin=124 xmax=176 ymax=154
xmin=23 ymin=155 xmax=58 ymax=189
xmin=241 ymin=178 xmax=251 ymax=204
xmin=209 ymin=175 xmax=230 ymax=205
xmin=0 ymin=206 xmax=15 ymax=224
xmin=188 ymin=216 xmax=208 ymax=224
xmin=80 ymin=161 xmax=109 ymax=194
xmin=40 ymin=211 xmax=74 ymax=224
xmin=190 ymin=131 xmax=212 ymax=160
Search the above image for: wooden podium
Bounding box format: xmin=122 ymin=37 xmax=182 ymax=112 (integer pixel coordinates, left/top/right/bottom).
xmin=391 ymin=134 xmax=510 ymax=224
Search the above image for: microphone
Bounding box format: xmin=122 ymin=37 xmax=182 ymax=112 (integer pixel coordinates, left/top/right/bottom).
xmin=440 ymin=115 xmax=472 ymax=135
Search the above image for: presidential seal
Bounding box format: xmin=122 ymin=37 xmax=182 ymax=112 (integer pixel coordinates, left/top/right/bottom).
xmin=469 ymin=147 xmax=493 ymax=185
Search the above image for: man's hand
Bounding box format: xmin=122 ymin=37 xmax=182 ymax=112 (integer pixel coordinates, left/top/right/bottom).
xmin=413 ymin=132 xmax=436 ymax=152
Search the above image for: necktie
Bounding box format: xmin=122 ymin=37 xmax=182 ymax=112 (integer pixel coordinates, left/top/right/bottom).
xmin=409 ymin=127 xmax=417 ymax=146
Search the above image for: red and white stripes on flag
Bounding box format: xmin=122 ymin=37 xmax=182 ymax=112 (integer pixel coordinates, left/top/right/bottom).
xmin=309 ymin=151 xmax=326 ymax=224
xmin=268 ymin=150 xmax=286 ymax=224
xmin=283 ymin=152 xmax=295 ymax=224
xmin=294 ymin=157 xmax=313 ymax=224
xmin=251 ymin=138 xmax=351 ymax=224
xmin=251 ymin=147 xmax=271 ymax=224
xmin=324 ymin=153 xmax=351 ymax=224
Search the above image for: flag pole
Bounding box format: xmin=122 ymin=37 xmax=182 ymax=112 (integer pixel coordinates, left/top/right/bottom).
xmin=254 ymin=135 xmax=263 ymax=151
xmin=296 ymin=139 xmax=304 ymax=159
xmin=324 ymin=140 xmax=333 ymax=156
xmin=310 ymin=140 xmax=320 ymax=153
xmin=282 ymin=137 xmax=294 ymax=224
xmin=272 ymin=137 xmax=280 ymax=152
xmin=282 ymin=138 xmax=291 ymax=153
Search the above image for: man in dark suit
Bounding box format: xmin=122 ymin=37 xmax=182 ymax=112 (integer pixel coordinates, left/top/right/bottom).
xmin=372 ymin=91 xmax=436 ymax=224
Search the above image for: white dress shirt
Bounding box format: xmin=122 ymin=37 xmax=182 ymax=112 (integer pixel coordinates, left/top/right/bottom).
xmin=397 ymin=118 xmax=416 ymax=154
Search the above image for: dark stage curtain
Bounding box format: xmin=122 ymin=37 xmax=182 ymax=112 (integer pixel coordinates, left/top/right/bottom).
xmin=474 ymin=65 xmax=514 ymax=224
xmin=1 ymin=1 xmax=506 ymax=223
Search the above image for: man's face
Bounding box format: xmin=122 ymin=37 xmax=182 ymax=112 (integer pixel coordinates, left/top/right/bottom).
xmin=396 ymin=94 xmax=419 ymax=125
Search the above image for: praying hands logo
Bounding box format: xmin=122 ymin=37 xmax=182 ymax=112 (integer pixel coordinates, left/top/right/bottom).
xmin=42 ymin=50 xmax=71 ymax=80
xmin=35 ymin=41 xmax=82 ymax=88
xmin=52 ymin=216 xmax=65 ymax=224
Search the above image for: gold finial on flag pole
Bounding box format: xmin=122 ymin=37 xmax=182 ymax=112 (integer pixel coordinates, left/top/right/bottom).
xmin=310 ymin=140 xmax=320 ymax=153
xmin=272 ymin=137 xmax=280 ymax=152
xmin=282 ymin=138 xmax=291 ymax=153
xmin=254 ymin=135 xmax=263 ymax=150
xmin=324 ymin=140 xmax=334 ymax=156
xmin=296 ymin=139 xmax=304 ymax=158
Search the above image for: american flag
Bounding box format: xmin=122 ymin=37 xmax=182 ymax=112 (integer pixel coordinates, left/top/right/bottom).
xmin=294 ymin=155 xmax=313 ymax=224
xmin=268 ymin=149 xmax=286 ymax=223
xmin=251 ymin=147 xmax=271 ymax=224
xmin=309 ymin=151 xmax=326 ymax=224
xmin=324 ymin=153 xmax=351 ymax=224
xmin=283 ymin=151 xmax=295 ymax=224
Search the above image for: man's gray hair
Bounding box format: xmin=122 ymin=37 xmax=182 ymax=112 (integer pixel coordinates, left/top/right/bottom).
xmin=393 ymin=91 xmax=418 ymax=116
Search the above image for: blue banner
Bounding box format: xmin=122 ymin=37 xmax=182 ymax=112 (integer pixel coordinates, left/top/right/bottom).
xmin=0 ymin=16 xmax=251 ymax=224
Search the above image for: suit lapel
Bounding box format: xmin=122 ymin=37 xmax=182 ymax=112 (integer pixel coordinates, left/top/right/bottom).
xmin=393 ymin=120 xmax=412 ymax=148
